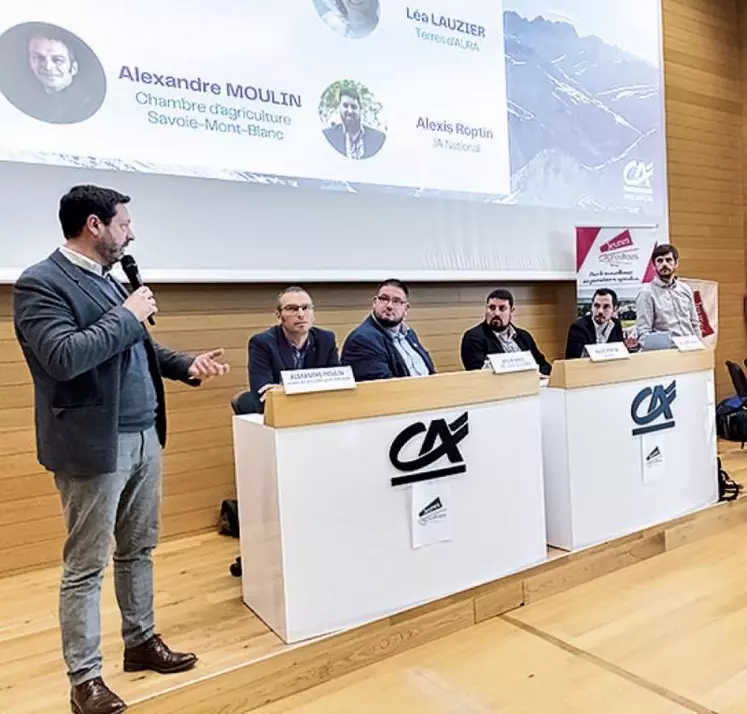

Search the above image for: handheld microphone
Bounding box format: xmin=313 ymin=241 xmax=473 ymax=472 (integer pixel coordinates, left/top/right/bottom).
xmin=120 ymin=254 xmax=155 ymax=326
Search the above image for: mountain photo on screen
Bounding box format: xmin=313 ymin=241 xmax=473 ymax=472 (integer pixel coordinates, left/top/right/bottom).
xmin=502 ymin=0 xmax=665 ymax=217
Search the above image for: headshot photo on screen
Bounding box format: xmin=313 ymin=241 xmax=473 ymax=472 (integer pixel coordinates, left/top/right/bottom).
xmin=319 ymin=80 xmax=386 ymax=160
xmin=0 ymin=21 xmax=106 ymax=124
xmin=313 ymin=0 xmax=380 ymax=39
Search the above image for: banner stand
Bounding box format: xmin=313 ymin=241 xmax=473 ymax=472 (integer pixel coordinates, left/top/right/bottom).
xmin=575 ymin=226 xmax=718 ymax=345
xmin=575 ymin=225 xmax=659 ymax=338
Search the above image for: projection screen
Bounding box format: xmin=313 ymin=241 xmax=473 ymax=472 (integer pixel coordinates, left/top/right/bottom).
xmin=0 ymin=0 xmax=668 ymax=282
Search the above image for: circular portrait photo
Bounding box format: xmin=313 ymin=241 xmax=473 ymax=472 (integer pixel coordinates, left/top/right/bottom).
xmin=313 ymin=0 xmax=380 ymax=39
xmin=319 ymin=80 xmax=386 ymax=160
xmin=0 ymin=22 xmax=106 ymax=125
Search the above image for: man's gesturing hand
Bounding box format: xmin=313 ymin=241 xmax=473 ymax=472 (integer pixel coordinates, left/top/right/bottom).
xmin=123 ymin=286 xmax=157 ymax=323
xmin=188 ymin=348 xmax=230 ymax=380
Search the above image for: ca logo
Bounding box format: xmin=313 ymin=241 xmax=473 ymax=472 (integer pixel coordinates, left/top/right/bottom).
xmin=631 ymin=380 xmax=677 ymax=436
xmin=389 ymin=412 xmax=469 ymax=486
xmin=623 ymin=160 xmax=654 ymax=195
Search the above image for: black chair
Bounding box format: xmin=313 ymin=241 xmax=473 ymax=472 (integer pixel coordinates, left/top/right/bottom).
xmin=727 ymin=361 xmax=747 ymax=400
xmin=226 ymin=390 xmax=257 ymax=579
xmin=721 ymin=361 xmax=747 ymax=450
xmin=230 ymin=390 xmax=261 ymax=415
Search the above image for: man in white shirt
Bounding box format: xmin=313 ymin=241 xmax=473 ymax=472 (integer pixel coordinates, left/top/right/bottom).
xmin=635 ymin=243 xmax=701 ymax=344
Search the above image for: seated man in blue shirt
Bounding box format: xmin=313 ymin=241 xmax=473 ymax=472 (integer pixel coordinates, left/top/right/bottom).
xmin=341 ymin=279 xmax=435 ymax=381
xmin=247 ymin=286 xmax=339 ymax=411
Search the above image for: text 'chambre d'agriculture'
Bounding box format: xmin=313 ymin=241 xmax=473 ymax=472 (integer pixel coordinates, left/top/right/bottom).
xmin=119 ymin=65 xmax=299 ymax=138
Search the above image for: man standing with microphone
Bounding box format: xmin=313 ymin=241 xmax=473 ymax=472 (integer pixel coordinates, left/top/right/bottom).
xmin=13 ymin=184 xmax=230 ymax=714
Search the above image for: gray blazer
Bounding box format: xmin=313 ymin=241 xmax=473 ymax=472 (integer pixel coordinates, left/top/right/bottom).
xmin=13 ymin=250 xmax=197 ymax=475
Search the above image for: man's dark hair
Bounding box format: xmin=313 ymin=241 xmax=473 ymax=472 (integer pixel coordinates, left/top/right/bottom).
xmin=592 ymin=287 xmax=619 ymax=307
xmin=376 ymin=278 xmax=409 ymax=298
xmin=339 ymin=87 xmax=361 ymax=106
xmin=652 ymin=243 xmax=679 ymax=262
xmin=29 ymin=32 xmax=76 ymax=64
xmin=486 ymin=288 xmax=514 ymax=307
xmin=58 ymin=185 xmax=130 ymax=239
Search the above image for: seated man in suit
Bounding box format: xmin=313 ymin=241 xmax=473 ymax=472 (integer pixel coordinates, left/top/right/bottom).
xmin=565 ymin=287 xmax=627 ymax=359
xmin=341 ymin=279 xmax=435 ymax=381
xmin=460 ymin=288 xmax=551 ymax=375
xmin=247 ymin=286 xmax=339 ymax=412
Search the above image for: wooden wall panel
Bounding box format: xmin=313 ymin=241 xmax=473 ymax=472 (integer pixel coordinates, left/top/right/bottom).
xmin=742 ymin=1 xmax=747 ymax=339
xmin=0 ymin=281 xmax=574 ymax=575
xmin=663 ymin=0 xmax=746 ymax=399
xmin=0 ymin=0 xmax=745 ymax=575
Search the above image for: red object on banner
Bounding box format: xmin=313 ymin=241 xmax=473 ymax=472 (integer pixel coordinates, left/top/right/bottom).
xmin=641 ymin=243 xmax=658 ymax=284
xmin=575 ymin=227 xmax=601 ymax=271
xmin=599 ymin=230 xmax=633 ymax=253
xmin=693 ymin=290 xmax=715 ymax=337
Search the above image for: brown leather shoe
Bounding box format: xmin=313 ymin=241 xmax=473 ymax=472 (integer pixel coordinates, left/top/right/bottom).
xmin=70 ymin=677 xmax=126 ymax=714
xmin=123 ymin=634 xmax=197 ymax=674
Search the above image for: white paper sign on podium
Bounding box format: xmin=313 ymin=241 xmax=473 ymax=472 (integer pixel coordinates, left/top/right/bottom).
xmin=673 ymin=335 xmax=706 ymax=352
xmin=584 ymin=343 xmax=630 ymax=362
xmin=411 ymin=480 xmax=453 ymax=549
xmin=488 ymin=351 xmax=538 ymax=374
xmin=280 ymin=366 xmax=356 ymax=395
xmin=640 ymin=432 xmax=668 ymax=484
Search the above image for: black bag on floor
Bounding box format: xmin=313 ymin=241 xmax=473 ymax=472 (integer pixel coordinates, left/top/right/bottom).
xmin=716 ymin=396 xmax=747 ymax=447
xmin=218 ymin=498 xmax=240 ymax=538
xmin=218 ymin=500 xmax=242 ymax=576
xmin=230 ymin=556 xmax=242 ymax=577
xmin=718 ymin=458 xmax=741 ymax=502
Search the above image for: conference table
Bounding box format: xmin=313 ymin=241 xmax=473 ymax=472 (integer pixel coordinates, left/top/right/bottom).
xmin=232 ymin=348 xmax=719 ymax=643
xmin=540 ymin=348 xmax=718 ymax=550
xmin=232 ymin=370 xmax=547 ymax=644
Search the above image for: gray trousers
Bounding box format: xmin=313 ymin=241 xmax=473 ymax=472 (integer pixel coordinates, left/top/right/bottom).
xmin=54 ymin=426 xmax=161 ymax=686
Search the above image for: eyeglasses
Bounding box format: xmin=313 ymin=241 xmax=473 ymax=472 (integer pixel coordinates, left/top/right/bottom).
xmin=375 ymin=295 xmax=407 ymax=307
xmin=280 ymin=304 xmax=314 ymax=314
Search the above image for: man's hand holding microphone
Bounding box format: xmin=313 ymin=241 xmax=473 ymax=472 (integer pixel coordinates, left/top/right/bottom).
xmin=120 ymin=255 xmax=230 ymax=381
xmin=124 ymin=286 xmax=158 ymax=324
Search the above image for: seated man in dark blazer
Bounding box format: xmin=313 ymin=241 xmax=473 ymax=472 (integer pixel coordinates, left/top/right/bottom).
xmin=460 ymin=288 xmax=551 ymax=375
xmin=247 ymin=286 xmax=339 ymax=412
xmin=565 ymin=287 xmax=629 ymax=359
xmin=341 ymin=279 xmax=435 ymax=381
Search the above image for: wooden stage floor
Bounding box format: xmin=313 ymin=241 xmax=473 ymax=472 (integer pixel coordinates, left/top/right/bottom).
xmin=2 ymin=442 xmax=747 ymax=714
xmin=250 ymin=514 xmax=747 ymax=714
xmin=0 ymin=532 xmax=263 ymax=714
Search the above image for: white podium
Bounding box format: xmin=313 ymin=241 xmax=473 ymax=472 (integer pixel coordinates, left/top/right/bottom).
xmin=232 ymin=370 xmax=547 ymax=643
xmin=541 ymin=349 xmax=718 ymax=551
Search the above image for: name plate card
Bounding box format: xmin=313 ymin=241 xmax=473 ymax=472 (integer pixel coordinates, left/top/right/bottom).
xmin=672 ymin=335 xmax=705 ymax=352
xmin=487 ymin=351 xmax=538 ymax=374
xmin=584 ymin=342 xmax=630 ymax=362
xmin=280 ymin=366 xmax=356 ymax=395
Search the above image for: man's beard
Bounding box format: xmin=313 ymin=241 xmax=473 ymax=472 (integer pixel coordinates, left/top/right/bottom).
xmin=343 ymin=116 xmax=361 ymax=134
xmin=95 ymin=238 xmax=126 ymax=269
xmin=489 ymin=318 xmax=510 ymax=332
xmin=377 ymin=315 xmax=403 ymax=329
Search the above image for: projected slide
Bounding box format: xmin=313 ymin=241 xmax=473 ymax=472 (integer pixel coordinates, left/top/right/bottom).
xmin=0 ymin=0 xmax=665 ymax=216
xmin=0 ymin=1 xmax=509 ymax=197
